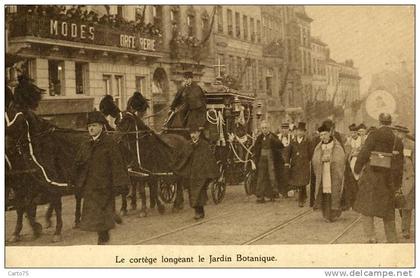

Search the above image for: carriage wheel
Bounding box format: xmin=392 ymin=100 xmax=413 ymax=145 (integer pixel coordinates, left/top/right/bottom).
xmin=244 ymin=170 xmax=255 ymax=196
xmin=210 ymin=178 xmax=226 ymax=204
xmin=159 ymin=180 xmax=176 ymax=204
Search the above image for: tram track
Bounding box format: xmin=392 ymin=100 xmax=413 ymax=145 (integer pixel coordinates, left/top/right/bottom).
xmin=328 ymin=215 xmax=362 ymax=244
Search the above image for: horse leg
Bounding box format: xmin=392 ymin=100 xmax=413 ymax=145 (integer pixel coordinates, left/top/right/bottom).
xmin=74 ymin=191 xmax=82 ymax=229
xmin=150 ymin=180 xmax=165 ymax=215
xmin=129 ymin=180 xmax=137 ymax=211
xmin=120 ymin=190 xmax=128 ymax=216
xmin=8 ymin=207 xmax=24 ymax=243
xmin=52 ymin=197 xmax=63 ymax=242
xmin=137 ymin=181 xmax=147 ymax=218
xmin=173 ymin=178 xmax=184 ymax=212
xmin=45 ymin=203 xmax=54 ymax=229
xmin=27 ymin=202 xmax=42 ymax=240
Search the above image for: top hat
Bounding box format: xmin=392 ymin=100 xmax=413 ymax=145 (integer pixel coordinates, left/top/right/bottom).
xmin=87 ymin=111 xmax=108 ymax=125
xmin=318 ymin=123 xmax=332 ymax=133
xmin=183 ymin=71 xmax=194 ymax=79
xmin=297 ymin=122 xmax=306 ymax=131
xmin=281 ymin=122 xmax=289 ymax=129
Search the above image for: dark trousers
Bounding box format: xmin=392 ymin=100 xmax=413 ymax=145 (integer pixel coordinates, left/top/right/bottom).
xmin=297 ymin=186 xmax=307 ymax=203
xmin=256 ymin=153 xmax=277 ymax=199
xmin=97 ymin=230 xmax=110 ymax=245
xmin=400 ymin=209 xmax=413 ymax=238
xmin=322 ymin=193 xmax=342 ymax=222
xmin=361 ymin=211 xmax=398 ymax=243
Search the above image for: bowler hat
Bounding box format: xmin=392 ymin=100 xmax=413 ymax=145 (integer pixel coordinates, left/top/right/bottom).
xmin=379 ymin=113 xmax=392 ymax=125
xmin=348 ymin=123 xmax=358 ymax=131
xmin=87 ymin=111 xmax=107 ymax=125
xmin=183 ymin=71 xmax=194 ymax=79
xmin=357 ymin=123 xmax=367 ymax=130
xmin=297 ymin=122 xmax=306 ymax=131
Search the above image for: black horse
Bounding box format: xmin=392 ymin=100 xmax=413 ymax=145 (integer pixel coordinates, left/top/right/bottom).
xmin=6 ymin=100 xmax=88 ymax=242
xmin=99 ymin=94 xmax=192 ymax=216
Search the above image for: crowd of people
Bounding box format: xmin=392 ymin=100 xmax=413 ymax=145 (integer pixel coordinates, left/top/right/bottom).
xmin=253 ymin=113 xmax=414 ymax=243
xmin=14 ymin=5 xmax=162 ymax=37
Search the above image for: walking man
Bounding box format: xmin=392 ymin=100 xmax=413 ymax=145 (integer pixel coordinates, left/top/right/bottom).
xmin=289 ymin=122 xmax=312 ymax=207
xmin=312 ymin=122 xmax=346 ymax=222
xmin=353 ymin=113 xmax=404 ymax=243
xmin=254 ymin=121 xmax=284 ymax=203
xmin=278 ymin=122 xmax=292 ymax=197
xmin=182 ymin=125 xmax=219 ymax=219
xmin=74 ymin=111 xmax=130 ymax=244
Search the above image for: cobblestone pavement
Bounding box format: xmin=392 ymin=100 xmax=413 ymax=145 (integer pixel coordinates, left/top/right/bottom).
xmin=5 ymin=185 xmax=415 ymax=246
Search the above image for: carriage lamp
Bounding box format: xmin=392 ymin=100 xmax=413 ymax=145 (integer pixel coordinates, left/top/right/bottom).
xmin=233 ymin=96 xmax=241 ymax=115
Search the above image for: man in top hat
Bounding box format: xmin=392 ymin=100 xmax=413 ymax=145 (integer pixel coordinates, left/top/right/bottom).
xmin=254 ymin=121 xmax=284 ymax=203
xmin=342 ymin=123 xmax=361 ymax=210
xmin=353 ymin=113 xmax=404 ymax=243
xmin=179 ymin=125 xmax=219 ymax=219
xmin=312 ymin=123 xmax=346 ymax=222
xmin=392 ymin=125 xmax=414 ymax=239
xmin=277 ymin=122 xmax=293 ymax=197
xmin=166 ymin=71 xmax=207 ymax=130
xmin=289 ymin=122 xmax=312 ymax=207
xmin=73 ymin=111 xmax=130 ymax=244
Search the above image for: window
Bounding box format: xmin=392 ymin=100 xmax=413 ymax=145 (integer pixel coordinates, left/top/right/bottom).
xmin=250 ymin=18 xmax=255 ymax=42
xmin=256 ymin=20 xmax=261 ymax=43
xmin=235 ymin=12 xmax=240 ymax=38
xmin=103 ymin=75 xmax=112 ymax=95
xmin=48 ymin=60 xmax=64 ymax=96
xmin=217 ymin=6 xmax=223 ymax=33
xmin=153 ymin=6 xmax=163 ymax=27
xmin=135 ymin=7 xmax=144 ymax=21
xmin=115 ymin=75 xmax=123 ymax=108
xmin=227 ymin=9 xmax=233 ymax=36
xmin=266 ymin=76 xmax=272 ymax=96
xmin=117 ymin=6 xmax=123 ymax=18
xmin=75 ymin=62 xmax=87 ymax=95
xmin=243 ymin=15 xmax=248 ymax=40
xmin=187 ymin=14 xmax=195 ymax=36
xmin=258 ymin=61 xmax=263 ymax=90
xmin=136 ymin=76 xmax=146 ymax=93
xmin=252 ymin=60 xmax=257 ymax=90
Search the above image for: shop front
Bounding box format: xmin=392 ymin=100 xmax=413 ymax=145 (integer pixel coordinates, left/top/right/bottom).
xmin=8 ymin=11 xmax=163 ymax=129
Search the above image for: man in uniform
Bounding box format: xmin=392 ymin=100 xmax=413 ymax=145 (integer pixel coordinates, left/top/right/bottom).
xmin=353 ymin=113 xmax=404 ymax=243
xmin=166 ymin=71 xmax=207 ymax=130
xmin=289 ymin=122 xmax=312 ymax=207
xmin=73 ymin=111 xmax=130 ymax=245
xmin=254 ymin=121 xmax=284 ymax=203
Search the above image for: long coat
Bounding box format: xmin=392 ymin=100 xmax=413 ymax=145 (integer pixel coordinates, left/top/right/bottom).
xmin=180 ymin=138 xmax=219 ymax=207
xmin=168 ymin=82 xmax=207 ymax=129
xmin=401 ymin=138 xmax=414 ymax=210
xmin=289 ymin=136 xmax=312 ymax=187
xmin=254 ymin=133 xmax=284 ymax=193
xmin=353 ymin=126 xmax=404 ymax=218
xmin=312 ymin=139 xmax=346 ymax=210
xmin=74 ymin=132 xmax=131 ymax=232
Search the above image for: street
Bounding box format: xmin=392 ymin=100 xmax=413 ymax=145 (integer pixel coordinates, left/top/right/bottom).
xmin=5 ymin=185 xmax=415 ymax=246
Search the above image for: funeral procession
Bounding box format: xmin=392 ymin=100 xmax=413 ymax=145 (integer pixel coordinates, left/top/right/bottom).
xmin=4 ymin=5 xmax=414 ymax=246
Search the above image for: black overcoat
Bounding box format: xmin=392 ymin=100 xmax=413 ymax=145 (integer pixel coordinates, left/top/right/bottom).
xmin=74 ymin=132 xmax=131 ymax=232
xmin=289 ymin=136 xmax=312 ymax=187
xmin=353 ymin=126 xmax=404 ymax=218
xmin=254 ymin=133 xmax=284 ymax=192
